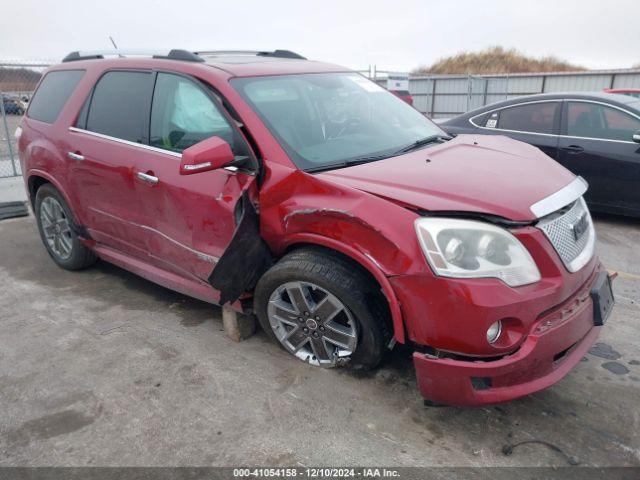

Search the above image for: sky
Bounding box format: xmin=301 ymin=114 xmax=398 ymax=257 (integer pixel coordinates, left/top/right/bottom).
xmin=1 ymin=0 xmax=638 ymax=71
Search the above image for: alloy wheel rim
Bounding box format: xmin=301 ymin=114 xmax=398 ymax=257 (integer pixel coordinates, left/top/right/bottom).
xmin=267 ymin=281 xmax=358 ymax=367
xmin=40 ymin=197 xmax=73 ymax=260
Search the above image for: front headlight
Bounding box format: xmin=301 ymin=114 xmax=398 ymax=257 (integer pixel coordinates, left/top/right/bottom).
xmin=414 ymin=217 xmax=541 ymax=287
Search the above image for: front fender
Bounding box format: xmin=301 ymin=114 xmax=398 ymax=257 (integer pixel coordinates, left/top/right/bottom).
xmin=260 ymin=168 xmax=432 ymax=344
xmin=282 ymin=231 xmax=406 ymax=343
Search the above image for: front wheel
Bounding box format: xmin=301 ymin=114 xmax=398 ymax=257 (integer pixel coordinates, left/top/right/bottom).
xmin=254 ymin=248 xmax=390 ymax=370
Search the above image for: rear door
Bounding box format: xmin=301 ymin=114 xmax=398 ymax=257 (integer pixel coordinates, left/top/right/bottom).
xmin=132 ymin=71 xmax=257 ymax=283
xmin=558 ymin=100 xmax=640 ymax=213
xmin=67 ymin=70 xmax=154 ymax=258
xmin=475 ymin=101 xmax=561 ymax=160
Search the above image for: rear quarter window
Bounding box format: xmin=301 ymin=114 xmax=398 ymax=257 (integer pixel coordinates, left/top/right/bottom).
xmin=471 ymin=111 xmax=492 ymax=127
xmin=27 ymin=70 xmax=85 ymax=123
xmin=496 ymin=102 xmax=557 ymax=134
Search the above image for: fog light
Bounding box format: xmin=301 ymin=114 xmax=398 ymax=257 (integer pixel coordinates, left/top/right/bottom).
xmin=486 ymin=321 xmax=502 ymax=344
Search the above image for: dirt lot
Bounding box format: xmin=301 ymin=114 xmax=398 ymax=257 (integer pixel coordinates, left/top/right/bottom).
xmin=0 ymin=212 xmax=639 ymax=467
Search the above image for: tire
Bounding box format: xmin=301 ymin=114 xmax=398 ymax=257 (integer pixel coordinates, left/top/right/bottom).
xmin=34 ymin=183 xmax=97 ymax=270
xmin=254 ymin=247 xmax=391 ymax=370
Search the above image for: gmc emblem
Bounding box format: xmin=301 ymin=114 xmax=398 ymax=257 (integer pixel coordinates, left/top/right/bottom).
xmin=570 ymin=213 xmax=589 ymax=241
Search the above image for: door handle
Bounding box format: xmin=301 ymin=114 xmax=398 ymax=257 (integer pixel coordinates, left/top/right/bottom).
xmin=136 ymin=171 xmax=159 ymax=185
xmin=561 ymin=145 xmax=585 ymax=154
xmin=67 ymin=151 xmax=84 ymax=161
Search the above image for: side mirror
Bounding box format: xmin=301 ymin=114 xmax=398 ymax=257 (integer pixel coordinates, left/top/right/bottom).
xmin=633 ymin=130 xmax=640 ymax=144
xmin=180 ymin=136 xmax=235 ymax=175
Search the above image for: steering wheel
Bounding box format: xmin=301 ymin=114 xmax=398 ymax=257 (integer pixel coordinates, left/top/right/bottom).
xmin=324 ymin=117 xmax=361 ymax=140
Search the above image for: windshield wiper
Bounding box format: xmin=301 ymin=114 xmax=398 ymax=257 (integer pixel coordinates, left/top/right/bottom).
xmin=304 ymin=135 xmax=452 ymax=173
xmin=304 ymin=154 xmax=393 ymax=173
xmin=394 ymin=134 xmax=452 ymax=155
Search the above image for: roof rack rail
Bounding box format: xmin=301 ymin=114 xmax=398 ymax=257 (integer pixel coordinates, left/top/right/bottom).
xmin=62 ymin=49 xmax=204 ymax=63
xmin=154 ymin=50 xmax=204 ymax=62
xmin=194 ymin=49 xmax=306 ymax=60
xmin=61 ymin=48 xmax=305 ymax=64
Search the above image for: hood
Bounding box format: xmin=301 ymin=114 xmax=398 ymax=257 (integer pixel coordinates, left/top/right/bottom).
xmin=317 ymin=135 xmax=576 ymax=222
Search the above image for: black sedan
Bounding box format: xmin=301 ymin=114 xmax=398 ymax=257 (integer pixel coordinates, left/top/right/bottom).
xmin=440 ymin=93 xmax=640 ymax=217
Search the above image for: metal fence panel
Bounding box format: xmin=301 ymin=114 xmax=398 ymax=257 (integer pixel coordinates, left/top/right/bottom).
xmin=1 ymin=61 xmax=52 ymax=178
xmin=485 ymin=94 xmax=508 ymax=105
xmin=503 ymin=76 xmax=543 ymax=95
xmin=411 ymin=94 xmax=432 ymax=115
xmin=467 ymin=77 xmax=487 ymax=111
xmin=400 ymin=69 xmax=640 ymax=118
xmin=433 ymin=94 xmax=468 ymax=117
xmin=434 ymin=77 xmax=468 ymax=94
xmin=544 ymin=74 xmax=612 ymax=92
xmin=409 ymin=77 xmax=434 ymax=95
xmin=612 ymin=74 xmax=640 ymax=89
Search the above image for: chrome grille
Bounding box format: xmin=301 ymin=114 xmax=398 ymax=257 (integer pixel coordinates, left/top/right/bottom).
xmin=536 ymin=197 xmax=595 ymax=273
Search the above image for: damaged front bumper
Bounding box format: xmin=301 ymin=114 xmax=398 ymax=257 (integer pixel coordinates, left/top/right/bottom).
xmin=412 ymin=269 xmax=612 ymax=406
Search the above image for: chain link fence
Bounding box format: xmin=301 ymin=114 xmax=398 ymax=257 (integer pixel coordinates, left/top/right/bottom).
xmin=1 ymin=61 xmax=52 ymax=178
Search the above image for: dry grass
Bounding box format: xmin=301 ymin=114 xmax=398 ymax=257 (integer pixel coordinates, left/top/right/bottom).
xmin=0 ymin=67 xmax=42 ymax=92
xmin=414 ymin=46 xmax=586 ymax=75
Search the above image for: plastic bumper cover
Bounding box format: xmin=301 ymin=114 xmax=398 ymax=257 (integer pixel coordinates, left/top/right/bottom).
xmin=413 ymin=274 xmax=606 ymax=406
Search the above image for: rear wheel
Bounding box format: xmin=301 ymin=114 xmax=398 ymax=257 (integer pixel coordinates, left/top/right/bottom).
xmin=254 ymin=248 xmax=390 ymax=370
xmin=35 ymin=184 xmax=97 ymax=270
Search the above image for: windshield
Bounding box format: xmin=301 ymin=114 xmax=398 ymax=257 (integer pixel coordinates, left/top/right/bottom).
xmin=232 ymin=73 xmax=445 ymax=171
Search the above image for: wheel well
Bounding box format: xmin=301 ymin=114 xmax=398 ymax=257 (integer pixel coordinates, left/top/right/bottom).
xmin=283 ymin=243 xmax=394 ymax=340
xmin=27 ymin=176 xmax=49 ymax=208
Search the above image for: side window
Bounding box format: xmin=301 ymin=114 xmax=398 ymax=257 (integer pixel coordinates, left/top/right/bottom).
xmin=27 ymin=70 xmax=85 ymax=123
xmin=602 ymin=106 xmax=640 ymax=139
xmin=86 ymin=71 xmax=152 ymax=143
xmin=496 ymin=102 xmax=557 ymax=134
xmin=566 ymin=102 xmax=640 ymax=141
xmin=150 ymin=73 xmax=236 ymax=153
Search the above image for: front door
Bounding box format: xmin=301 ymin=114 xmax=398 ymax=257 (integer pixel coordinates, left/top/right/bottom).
xmin=558 ymin=100 xmax=640 ymax=213
xmin=132 ymin=72 xmax=257 ymax=283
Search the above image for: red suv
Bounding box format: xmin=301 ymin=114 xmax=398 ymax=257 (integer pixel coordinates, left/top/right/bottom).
xmin=17 ymin=49 xmax=614 ymax=405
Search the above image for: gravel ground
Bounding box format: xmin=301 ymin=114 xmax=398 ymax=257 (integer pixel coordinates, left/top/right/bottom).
xmin=0 ymin=210 xmax=638 ymax=468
